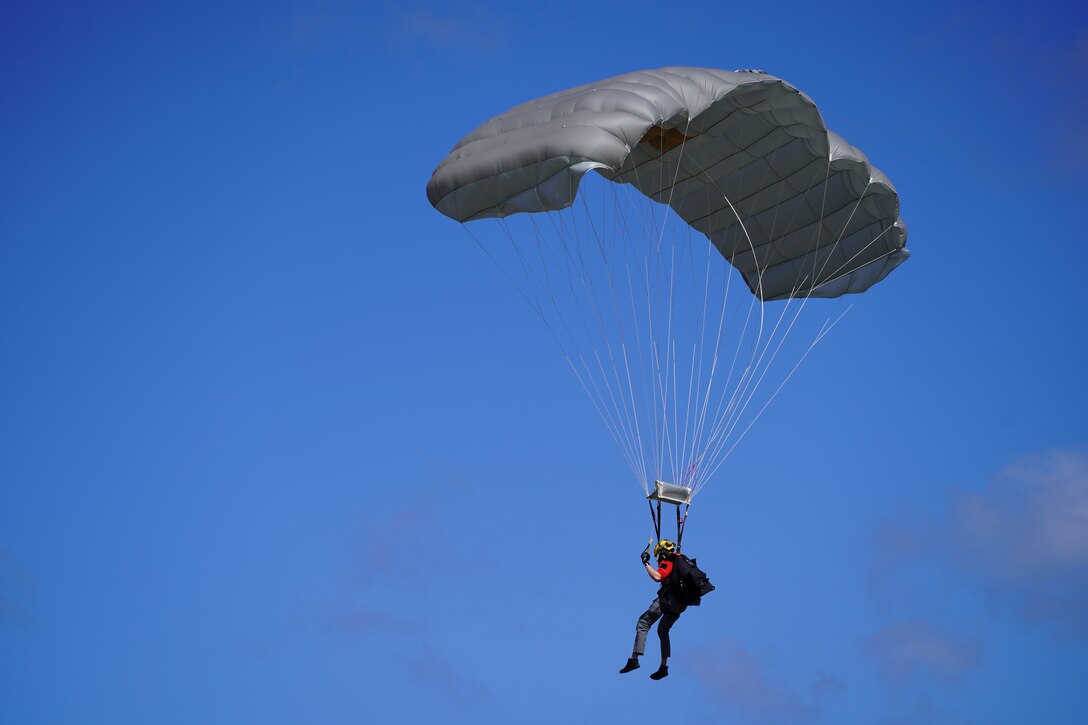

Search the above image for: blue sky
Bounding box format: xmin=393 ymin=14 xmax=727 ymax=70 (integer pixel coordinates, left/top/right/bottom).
xmin=2 ymin=1 xmax=1086 ymax=723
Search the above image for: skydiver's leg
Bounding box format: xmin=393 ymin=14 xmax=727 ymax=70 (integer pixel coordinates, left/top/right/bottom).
xmin=657 ymin=610 xmax=680 ymax=659
xmin=633 ymin=598 xmax=663 ymax=657
xmin=650 ymin=611 xmax=680 ymax=680
xmin=621 ymin=598 xmax=663 ymax=673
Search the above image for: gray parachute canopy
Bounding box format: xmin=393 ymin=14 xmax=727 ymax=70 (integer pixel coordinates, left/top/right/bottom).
xmin=426 ymin=67 xmax=908 ymax=301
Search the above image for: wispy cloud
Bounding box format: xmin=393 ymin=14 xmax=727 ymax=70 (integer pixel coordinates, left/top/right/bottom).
xmin=911 ymin=9 xmax=1088 ymax=176
xmin=689 ymin=639 xmax=832 ymax=724
xmin=862 ymin=619 xmax=981 ymax=684
xmin=1047 ymin=27 xmax=1088 ymax=173
xmin=955 ymin=451 xmax=1088 ymax=575
xmin=393 ymin=5 xmax=510 ymax=56
xmin=872 ymin=692 xmax=967 ymax=725
xmin=402 ymin=10 xmax=460 ymax=46
xmin=290 ymin=500 xmax=446 ymax=645
xmin=398 ymin=646 xmax=490 ymax=707
xmin=346 ymin=501 xmax=451 ymax=589
xmin=949 ymin=451 xmax=1088 ymax=636
xmin=871 ymin=450 xmax=1088 ymax=639
xmin=319 ymin=604 xmax=422 ymax=636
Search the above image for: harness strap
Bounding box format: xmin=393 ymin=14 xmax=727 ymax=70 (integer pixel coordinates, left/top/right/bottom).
xmin=677 ymin=503 xmax=689 ymax=549
xmin=648 ymin=498 xmax=661 ymax=541
xmin=676 ymin=504 xmax=683 ymax=549
xmin=649 ymin=499 xmax=691 ymax=550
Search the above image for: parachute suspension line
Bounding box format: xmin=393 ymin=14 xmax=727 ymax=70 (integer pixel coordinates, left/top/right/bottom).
xmin=680 ymin=332 xmax=700 ymax=489
xmin=469 ymin=214 xmax=654 ymax=471
xmin=627 ymin=247 xmax=656 ymax=487
xmin=677 ymin=219 xmax=708 ymax=485
xmin=699 ymin=127 xmax=859 ymax=487
xmin=686 ymin=142 xmax=779 ymax=489
xmin=678 ymin=143 xmax=811 ymax=491
xmin=697 ymin=266 xmax=757 ymax=489
xmin=553 ymin=186 xmax=661 ymax=489
xmin=704 ymin=156 xmax=801 ymax=463
xmin=477 ymin=125 xmax=897 ymax=500
xmin=698 ymin=171 xmax=899 ymax=484
xmin=807 ymin=154 xmax=836 ymax=298
xmin=626 ymin=152 xmax=666 ymax=486
xmin=578 ymin=190 xmax=651 ymax=488
xmin=663 ymin=117 xmax=698 ymax=487
xmin=709 ymin=281 xmax=813 ymax=463
xmin=545 ymin=205 xmax=652 ymax=488
xmin=698 ymin=216 xmax=824 ymax=477
xmin=706 ymin=169 xmax=899 ymax=477
xmin=470 ymin=217 xmax=642 ymax=480
xmin=789 ymin=176 xmax=903 ymax=316
xmin=639 ymin=203 xmax=665 ymax=483
xmin=601 ymin=181 xmax=657 ymax=493
xmin=678 ymin=161 xmax=771 ymax=486
xmin=660 ymin=247 xmax=675 ymax=480
xmin=637 ymin=193 xmax=665 ymax=484
xmin=634 ymin=114 xmax=698 ymax=488
xmin=643 ymin=243 xmax=663 ymax=483
xmin=610 ymin=182 xmax=655 ymax=492
xmin=683 ymin=191 xmax=729 ymax=492
xmin=654 ymin=229 xmax=679 ymax=483
xmin=703 ymin=305 xmax=853 ymax=481
xmin=688 ymin=224 xmax=741 ymax=494
xmin=798 ymin=176 xmax=873 ymax=296
xmin=669 ymin=337 xmax=681 ymax=488
xmin=461 ymin=222 xmax=546 ymax=320
xmin=541 ymin=205 xmax=643 ymax=478
xmin=467 ymin=217 xmax=631 ymax=468
xmin=653 ymin=118 xmax=690 ymax=488
xmin=764 ymin=165 xmax=871 ymax=358
xmin=821 ymin=224 xmax=900 ymax=289
xmin=503 ymin=204 xmax=645 ymax=484
xmin=702 ymin=301 xmax=839 ymax=479
xmin=429 ymin=70 xmax=910 ymax=512
xmin=678 ymin=229 xmax=717 ymax=492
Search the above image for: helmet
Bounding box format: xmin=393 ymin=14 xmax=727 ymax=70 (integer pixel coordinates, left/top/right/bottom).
xmin=654 ymin=540 xmax=676 ymax=559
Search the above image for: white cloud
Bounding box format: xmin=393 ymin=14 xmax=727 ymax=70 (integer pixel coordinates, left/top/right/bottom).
xmin=951 ymin=451 xmax=1088 ymax=636
xmin=862 ymin=619 xmax=981 ymax=684
xmin=398 ymin=646 xmax=490 ymax=707
xmin=689 ymin=639 xmax=826 ymax=724
xmin=320 ymin=605 xmax=421 ymax=635
xmin=402 ymin=10 xmax=460 ymax=45
xmin=955 ymin=451 xmax=1088 ymax=574
xmin=395 ymin=5 xmax=510 ymax=56
xmin=870 ymin=450 xmax=1088 ymax=640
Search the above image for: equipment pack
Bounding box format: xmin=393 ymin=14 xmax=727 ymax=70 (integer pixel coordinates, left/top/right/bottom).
xmin=669 ymin=554 xmax=715 ymax=606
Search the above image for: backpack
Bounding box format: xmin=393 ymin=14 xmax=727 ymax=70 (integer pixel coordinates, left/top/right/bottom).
xmin=668 ymin=553 xmax=715 ymax=606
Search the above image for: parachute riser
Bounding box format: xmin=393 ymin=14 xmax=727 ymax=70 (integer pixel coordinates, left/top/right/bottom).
xmin=647 ymin=480 xmax=693 ymax=551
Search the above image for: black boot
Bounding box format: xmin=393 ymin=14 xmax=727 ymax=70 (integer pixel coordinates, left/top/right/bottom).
xmin=619 ymin=658 xmax=640 ymax=673
xmin=650 ymin=665 xmax=669 ymax=680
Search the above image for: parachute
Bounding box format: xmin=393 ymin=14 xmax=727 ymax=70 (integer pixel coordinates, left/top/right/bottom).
xmin=427 ymin=67 xmax=908 ymax=528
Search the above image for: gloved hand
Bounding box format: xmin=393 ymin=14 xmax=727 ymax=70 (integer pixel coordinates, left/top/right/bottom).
xmin=641 ymin=543 xmax=652 ymax=565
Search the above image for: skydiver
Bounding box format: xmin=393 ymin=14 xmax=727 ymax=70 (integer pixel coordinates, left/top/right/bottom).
xmin=619 ymin=539 xmax=686 ymax=680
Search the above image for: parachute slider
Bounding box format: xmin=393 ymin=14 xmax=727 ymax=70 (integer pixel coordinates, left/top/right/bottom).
xmin=647 ymin=480 xmax=693 ymax=506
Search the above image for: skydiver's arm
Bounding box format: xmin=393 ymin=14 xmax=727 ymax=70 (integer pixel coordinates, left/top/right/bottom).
xmin=645 ymin=562 xmax=663 ymax=581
